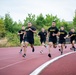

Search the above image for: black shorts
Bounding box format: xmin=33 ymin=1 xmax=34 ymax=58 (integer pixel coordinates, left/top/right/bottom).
xmin=20 ymin=38 xmax=24 ymax=43
xmin=27 ymin=38 xmax=34 ymax=44
xmin=49 ymin=38 xmax=57 ymax=44
xmin=70 ymin=39 xmax=75 ymax=43
xmin=40 ymin=39 xmax=46 ymax=44
xmin=59 ymin=39 xmax=65 ymax=44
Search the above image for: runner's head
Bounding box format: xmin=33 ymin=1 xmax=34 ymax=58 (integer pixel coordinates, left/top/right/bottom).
xmin=22 ymin=25 xmax=25 ymax=30
xmin=60 ymin=26 xmax=64 ymax=30
xmin=71 ymin=28 xmax=75 ymax=32
xmin=52 ymin=21 xmax=56 ymax=27
xmin=41 ymin=28 xmax=45 ymax=32
xmin=28 ymin=22 xmax=32 ymax=27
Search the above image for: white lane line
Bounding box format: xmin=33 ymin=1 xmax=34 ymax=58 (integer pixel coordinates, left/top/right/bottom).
xmin=0 ymin=60 xmax=25 ymax=70
xmin=30 ymin=51 xmax=76 ymax=75
xmin=0 ymin=55 xmax=42 ymax=70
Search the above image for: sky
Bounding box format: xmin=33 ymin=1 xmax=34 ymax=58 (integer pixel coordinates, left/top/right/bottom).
xmin=0 ymin=0 xmax=76 ymax=22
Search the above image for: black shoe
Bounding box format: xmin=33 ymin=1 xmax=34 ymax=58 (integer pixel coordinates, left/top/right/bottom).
xmin=48 ymin=53 xmax=51 ymax=58
xmin=61 ymin=51 xmax=63 ymax=55
xmin=59 ymin=49 xmax=61 ymax=51
xmin=22 ymin=54 xmax=26 ymax=58
xmin=32 ymin=48 xmax=35 ymax=52
xmin=74 ymin=48 xmax=76 ymax=51
xmin=65 ymin=46 xmax=67 ymax=49
xmin=19 ymin=49 xmax=22 ymax=54
xmin=44 ymin=45 xmax=47 ymax=48
xmin=70 ymin=48 xmax=73 ymax=50
xmin=53 ymin=46 xmax=57 ymax=48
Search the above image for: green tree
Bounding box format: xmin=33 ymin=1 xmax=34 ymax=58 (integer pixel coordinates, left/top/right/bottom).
xmin=0 ymin=17 xmax=5 ymax=38
xmin=24 ymin=14 xmax=36 ymax=27
xmin=4 ymin=13 xmax=14 ymax=32
xmin=36 ymin=13 xmax=45 ymax=29
xmin=73 ymin=16 xmax=76 ymax=27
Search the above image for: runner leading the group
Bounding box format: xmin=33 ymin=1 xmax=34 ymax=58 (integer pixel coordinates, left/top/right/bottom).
xmin=22 ymin=22 xmax=36 ymax=58
xmin=47 ymin=21 xmax=59 ymax=58
xmin=38 ymin=28 xmax=47 ymax=54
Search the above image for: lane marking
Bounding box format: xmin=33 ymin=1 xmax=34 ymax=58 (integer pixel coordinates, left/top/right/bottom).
xmin=0 ymin=55 xmax=43 ymax=70
xmin=30 ymin=51 xmax=76 ymax=75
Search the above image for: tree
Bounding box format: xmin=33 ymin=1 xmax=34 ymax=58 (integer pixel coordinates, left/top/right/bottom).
xmin=0 ymin=17 xmax=5 ymax=38
xmin=73 ymin=16 xmax=76 ymax=26
xmin=36 ymin=13 xmax=45 ymax=30
xmin=4 ymin=13 xmax=14 ymax=32
xmin=24 ymin=14 xmax=36 ymax=27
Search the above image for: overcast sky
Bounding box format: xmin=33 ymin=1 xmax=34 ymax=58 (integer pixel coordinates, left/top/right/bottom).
xmin=0 ymin=0 xmax=76 ymax=22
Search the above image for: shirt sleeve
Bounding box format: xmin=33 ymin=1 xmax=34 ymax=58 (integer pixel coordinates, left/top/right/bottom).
xmin=31 ymin=27 xmax=36 ymax=31
xmin=38 ymin=32 xmax=40 ymax=36
xmin=55 ymin=28 xmax=59 ymax=33
xmin=18 ymin=30 xmax=21 ymax=33
xmin=48 ymin=28 xmax=50 ymax=32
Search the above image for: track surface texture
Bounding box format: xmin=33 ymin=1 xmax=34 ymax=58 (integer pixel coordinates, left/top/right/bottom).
xmin=0 ymin=44 xmax=75 ymax=75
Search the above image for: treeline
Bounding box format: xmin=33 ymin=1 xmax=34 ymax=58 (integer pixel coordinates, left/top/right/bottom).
xmin=0 ymin=13 xmax=76 ymax=46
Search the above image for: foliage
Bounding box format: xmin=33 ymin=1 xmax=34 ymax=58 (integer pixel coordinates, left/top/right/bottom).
xmin=0 ymin=13 xmax=75 ymax=47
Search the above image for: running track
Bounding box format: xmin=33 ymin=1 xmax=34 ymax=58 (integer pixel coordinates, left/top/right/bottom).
xmin=0 ymin=44 xmax=76 ymax=75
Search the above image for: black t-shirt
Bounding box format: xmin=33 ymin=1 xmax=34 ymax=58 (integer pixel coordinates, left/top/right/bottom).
xmin=25 ymin=26 xmax=36 ymax=38
xmin=38 ymin=31 xmax=47 ymax=40
xmin=48 ymin=26 xmax=59 ymax=38
xmin=69 ymin=31 xmax=76 ymax=40
xmin=18 ymin=29 xmax=25 ymax=39
xmin=59 ymin=30 xmax=67 ymax=40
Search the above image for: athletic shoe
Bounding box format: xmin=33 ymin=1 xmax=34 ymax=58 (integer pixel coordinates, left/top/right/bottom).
xmin=73 ymin=48 xmax=76 ymax=51
xmin=48 ymin=53 xmax=51 ymax=58
xmin=44 ymin=45 xmax=47 ymax=48
xmin=53 ymin=46 xmax=57 ymax=48
xmin=32 ymin=48 xmax=35 ymax=52
xmin=65 ymin=46 xmax=67 ymax=49
xmin=22 ymin=54 xmax=26 ymax=58
xmin=59 ymin=49 xmax=61 ymax=51
xmin=61 ymin=51 xmax=63 ymax=55
xmin=19 ymin=49 xmax=22 ymax=54
xmin=70 ymin=48 xmax=73 ymax=50
xmin=40 ymin=50 xmax=43 ymax=54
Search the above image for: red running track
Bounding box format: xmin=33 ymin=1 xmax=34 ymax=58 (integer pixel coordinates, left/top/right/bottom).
xmin=40 ymin=52 xmax=76 ymax=75
xmin=0 ymin=44 xmax=75 ymax=75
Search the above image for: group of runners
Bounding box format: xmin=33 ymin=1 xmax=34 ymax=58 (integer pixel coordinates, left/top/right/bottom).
xmin=18 ymin=21 xmax=76 ymax=58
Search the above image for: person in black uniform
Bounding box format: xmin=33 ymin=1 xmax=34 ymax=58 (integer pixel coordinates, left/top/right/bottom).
xmin=58 ymin=26 xmax=67 ymax=55
xmin=38 ymin=28 xmax=47 ymax=53
xmin=69 ymin=28 xmax=76 ymax=51
xmin=18 ymin=26 xmax=25 ymax=53
xmin=22 ymin=22 xmax=36 ymax=58
xmin=22 ymin=30 xmax=28 ymax=57
xmin=47 ymin=21 xmax=59 ymax=58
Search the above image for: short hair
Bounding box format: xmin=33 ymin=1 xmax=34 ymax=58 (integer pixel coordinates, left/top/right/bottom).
xmin=61 ymin=26 xmax=64 ymax=28
xmin=22 ymin=25 xmax=25 ymax=27
xmin=52 ymin=21 xmax=56 ymax=23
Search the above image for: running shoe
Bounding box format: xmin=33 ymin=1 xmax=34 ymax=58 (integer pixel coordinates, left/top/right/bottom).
xmin=48 ymin=53 xmax=51 ymax=58
xmin=61 ymin=51 xmax=63 ymax=55
xmin=65 ymin=46 xmax=67 ymax=49
xmin=32 ymin=48 xmax=35 ymax=52
xmin=59 ymin=49 xmax=61 ymax=51
xmin=19 ymin=49 xmax=22 ymax=54
xmin=40 ymin=50 xmax=43 ymax=54
xmin=22 ymin=54 xmax=26 ymax=58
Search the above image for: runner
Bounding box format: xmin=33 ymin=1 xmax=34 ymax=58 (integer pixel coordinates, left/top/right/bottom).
xmin=22 ymin=22 xmax=36 ymax=58
xmin=58 ymin=26 xmax=67 ymax=55
xmin=69 ymin=28 xmax=76 ymax=51
xmin=47 ymin=21 xmax=59 ymax=58
xmin=18 ymin=25 xmax=25 ymax=54
xmin=38 ymin=28 xmax=47 ymax=54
